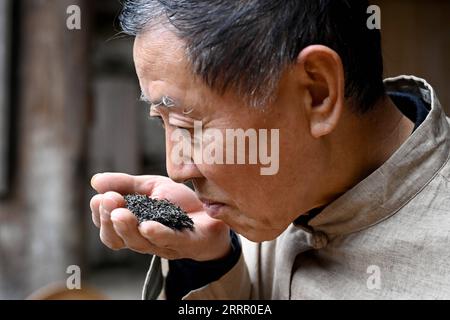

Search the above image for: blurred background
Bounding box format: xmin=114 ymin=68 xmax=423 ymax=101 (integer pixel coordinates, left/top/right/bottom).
xmin=0 ymin=0 xmax=448 ymax=299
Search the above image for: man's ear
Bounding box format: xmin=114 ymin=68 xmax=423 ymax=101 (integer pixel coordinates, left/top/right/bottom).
xmin=296 ymin=45 xmax=345 ymax=138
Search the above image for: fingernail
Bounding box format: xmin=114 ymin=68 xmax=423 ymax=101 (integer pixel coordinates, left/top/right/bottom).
xmin=91 ymin=173 xmax=102 ymax=186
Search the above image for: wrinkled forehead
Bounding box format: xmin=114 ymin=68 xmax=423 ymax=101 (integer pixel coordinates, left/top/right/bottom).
xmin=133 ymin=28 xmax=225 ymax=114
xmin=133 ymin=28 xmax=189 ymax=80
xmin=132 ymin=26 xmax=253 ymax=114
xmin=133 ymin=28 xmax=196 ymax=101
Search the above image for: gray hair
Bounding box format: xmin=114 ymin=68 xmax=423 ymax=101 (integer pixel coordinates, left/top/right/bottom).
xmin=120 ymin=0 xmax=385 ymax=112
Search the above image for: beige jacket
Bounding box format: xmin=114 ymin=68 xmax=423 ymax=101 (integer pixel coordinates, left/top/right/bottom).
xmin=143 ymin=76 xmax=450 ymax=300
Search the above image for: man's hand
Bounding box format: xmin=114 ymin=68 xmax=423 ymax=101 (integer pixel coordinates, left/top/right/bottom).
xmin=90 ymin=173 xmax=231 ymax=261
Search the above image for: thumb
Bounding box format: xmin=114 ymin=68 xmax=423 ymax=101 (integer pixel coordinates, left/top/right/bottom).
xmin=90 ymin=172 xmax=159 ymax=195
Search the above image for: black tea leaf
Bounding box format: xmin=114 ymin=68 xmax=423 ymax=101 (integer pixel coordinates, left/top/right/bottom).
xmin=124 ymin=194 xmax=194 ymax=231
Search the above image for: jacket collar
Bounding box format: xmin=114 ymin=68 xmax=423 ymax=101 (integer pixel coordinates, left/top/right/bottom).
xmin=295 ymin=76 xmax=450 ymax=240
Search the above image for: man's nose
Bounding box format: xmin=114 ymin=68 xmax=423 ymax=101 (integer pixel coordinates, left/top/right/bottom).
xmin=165 ymin=129 xmax=203 ymax=183
xmin=166 ymin=158 xmax=202 ymax=183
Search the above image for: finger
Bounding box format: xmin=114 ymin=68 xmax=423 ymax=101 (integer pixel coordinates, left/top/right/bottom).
xmin=90 ymin=194 xmax=102 ymax=228
xmin=110 ymin=208 xmax=155 ymax=254
xmin=99 ymin=193 xmax=125 ymax=250
xmin=111 ymin=209 xmax=180 ymax=258
xmin=103 ymin=190 xmax=126 ymax=207
xmin=138 ymin=221 xmax=188 ymax=249
xmin=91 ymin=173 xmax=160 ymax=195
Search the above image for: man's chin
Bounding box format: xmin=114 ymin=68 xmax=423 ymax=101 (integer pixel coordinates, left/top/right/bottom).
xmin=230 ymin=225 xmax=284 ymax=242
xmin=215 ymin=208 xmax=286 ymax=242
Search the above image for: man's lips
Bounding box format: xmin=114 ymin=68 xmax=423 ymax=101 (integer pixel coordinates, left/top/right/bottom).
xmin=199 ymin=198 xmax=226 ymax=218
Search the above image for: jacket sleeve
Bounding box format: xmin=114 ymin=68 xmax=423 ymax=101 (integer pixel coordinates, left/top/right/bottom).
xmin=141 ymin=243 xmax=252 ymax=300
xmin=165 ymin=231 xmax=244 ymax=299
xmin=182 ymin=253 xmax=251 ymax=300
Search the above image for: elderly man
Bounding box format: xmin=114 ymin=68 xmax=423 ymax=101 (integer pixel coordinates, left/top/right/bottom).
xmin=90 ymin=0 xmax=450 ymax=299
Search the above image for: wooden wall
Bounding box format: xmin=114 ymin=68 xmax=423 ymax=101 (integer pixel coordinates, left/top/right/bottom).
xmin=376 ymin=0 xmax=450 ymax=114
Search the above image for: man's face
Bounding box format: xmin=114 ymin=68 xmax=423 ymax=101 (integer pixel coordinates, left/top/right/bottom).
xmin=133 ymin=28 xmax=323 ymax=241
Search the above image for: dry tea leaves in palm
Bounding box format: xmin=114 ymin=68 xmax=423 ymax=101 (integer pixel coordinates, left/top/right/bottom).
xmin=124 ymin=194 xmax=194 ymax=231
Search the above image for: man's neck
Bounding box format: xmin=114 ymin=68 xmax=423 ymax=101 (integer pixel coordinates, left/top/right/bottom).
xmin=315 ymin=95 xmax=415 ymax=208
xmin=360 ymin=95 xmax=415 ymax=174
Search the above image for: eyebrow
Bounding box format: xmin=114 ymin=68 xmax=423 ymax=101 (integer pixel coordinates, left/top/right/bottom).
xmin=140 ymin=91 xmax=195 ymax=115
xmin=139 ymin=91 xmax=176 ymax=109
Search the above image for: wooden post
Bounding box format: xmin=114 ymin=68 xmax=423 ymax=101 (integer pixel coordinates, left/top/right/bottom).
xmin=0 ymin=0 xmax=11 ymax=195
xmin=12 ymin=0 xmax=89 ymax=297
